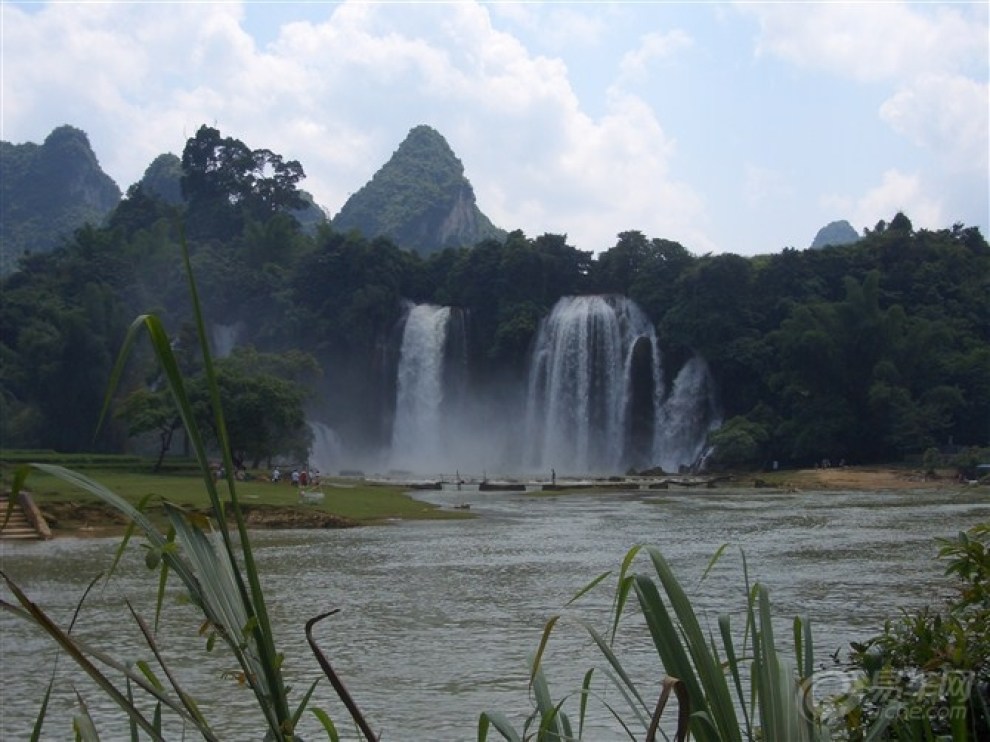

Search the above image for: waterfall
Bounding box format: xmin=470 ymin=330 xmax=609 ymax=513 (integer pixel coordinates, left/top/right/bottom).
xmin=308 ymin=421 xmax=344 ymax=476
xmin=654 ymin=356 xmax=721 ymax=472
xmin=525 ymin=295 xmax=717 ymax=475
xmin=525 ymin=296 xmax=658 ymax=474
xmin=210 ymin=322 xmax=241 ymax=358
xmin=389 ymin=303 xmax=461 ymax=473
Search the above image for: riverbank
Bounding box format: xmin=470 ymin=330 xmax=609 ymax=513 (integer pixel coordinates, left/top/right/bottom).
xmin=4 ymin=465 xmax=977 ymax=538
xmin=1 ymin=468 xmax=470 ymax=538
xmin=762 ymin=465 xmax=966 ymax=491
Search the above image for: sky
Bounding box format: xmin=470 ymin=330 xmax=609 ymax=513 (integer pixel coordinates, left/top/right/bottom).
xmin=2 ymin=1 xmax=988 ymax=257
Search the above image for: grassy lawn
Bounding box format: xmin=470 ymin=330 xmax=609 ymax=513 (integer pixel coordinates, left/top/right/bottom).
xmin=3 ymin=462 xmax=469 ymax=531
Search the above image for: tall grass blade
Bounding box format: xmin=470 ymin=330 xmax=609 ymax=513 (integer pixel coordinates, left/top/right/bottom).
xmin=577 ymin=667 xmax=594 ymax=738
xmin=697 ymin=543 xmax=729 ymax=587
xmin=0 ymin=574 xmax=165 ymax=740
xmin=717 ymin=613 xmax=753 ymax=739
xmin=72 ymin=691 xmax=100 ymax=742
xmin=30 ymin=674 xmax=55 ymax=742
xmin=575 ymin=619 xmax=648 ymax=716
xmin=477 ymin=711 xmax=522 ymax=742
xmin=645 ymin=676 xmax=689 ymax=742
xmin=126 ymin=599 xmax=215 ymax=737
xmin=565 ymin=571 xmax=612 ymax=606
xmin=530 ymin=614 xmax=562 ymax=694
xmin=311 ymin=706 xmax=340 ymax=741
xmin=642 ymin=546 xmax=740 ymax=741
xmin=306 ymin=610 xmax=378 ymax=741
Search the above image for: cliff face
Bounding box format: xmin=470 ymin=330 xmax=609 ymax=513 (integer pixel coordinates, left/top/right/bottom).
xmin=332 ymin=125 xmax=505 ymax=255
xmin=1 ymin=125 xmax=122 ymax=274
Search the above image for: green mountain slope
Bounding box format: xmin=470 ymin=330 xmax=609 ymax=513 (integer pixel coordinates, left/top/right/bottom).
xmin=1 ymin=125 xmax=122 ymax=274
xmin=331 ymin=125 xmax=505 ymax=255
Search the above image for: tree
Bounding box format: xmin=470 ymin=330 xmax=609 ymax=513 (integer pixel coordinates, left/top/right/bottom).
xmin=180 ymin=125 xmax=306 ymax=239
xmin=187 ymin=347 xmax=319 ymax=468
xmin=707 ymin=416 xmax=770 ymax=470
xmin=116 ymin=388 xmax=181 ymax=471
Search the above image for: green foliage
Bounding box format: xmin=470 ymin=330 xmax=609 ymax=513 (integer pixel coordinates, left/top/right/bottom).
xmin=189 ymin=347 xmax=318 ymax=468
xmin=480 ymin=545 xmax=831 ymax=741
xmin=181 ymin=125 xmax=306 ymax=240
xmin=3 ymin=122 xmax=989 ymax=476
xmin=707 ymin=415 xmax=770 ymax=469
xmin=842 ymin=524 xmax=990 ymax=740
xmin=116 ymin=388 xmax=181 ymax=470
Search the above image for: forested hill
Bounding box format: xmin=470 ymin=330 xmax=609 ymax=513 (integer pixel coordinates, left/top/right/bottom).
xmin=1 ymin=125 xmax=988 ymax=471
xmin=0 ymin=125 xmax=121 ymax=274
xmin=332 ymin=125 xmax=506 ymax=255
xmin=2 ymin=123 xmax=504 ymax=270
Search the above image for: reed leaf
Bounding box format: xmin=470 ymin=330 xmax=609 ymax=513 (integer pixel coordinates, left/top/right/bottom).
xmin=718 ymin=613 xmax=753 ymax=739
xmin=531 ymin=615 xmax=561 ymax=687
xmin=477 ymin=710 xmax=522 ymax=742
xmin=126 ymin=599 xmax=215 ymax=737
xmin=576 ymin=667 xmax=593 ymax=738
xmin=574 ymin=620 xmax=649 ymax=717
xmin=530 ymin=660 xmax=568 ymax=739
xmin=0 ymin=575 xmax=165 ymax=740
xmin=72 ymin=691 xmax=100 ymax=742
xmin=30 ymin=673 xmax=55 ymax=742
xmin=311 ymin=706 xmax=340 ymax=742
xmin=641 ymin=546 xmax=741 ymax=741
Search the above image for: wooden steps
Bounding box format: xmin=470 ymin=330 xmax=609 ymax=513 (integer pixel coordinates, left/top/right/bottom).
xmin=0 ymin=493 xmax=52 ymax=540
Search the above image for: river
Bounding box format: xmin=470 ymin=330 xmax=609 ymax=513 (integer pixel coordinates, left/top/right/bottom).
xmin=1 ymin=485 xmax=987 ymax=740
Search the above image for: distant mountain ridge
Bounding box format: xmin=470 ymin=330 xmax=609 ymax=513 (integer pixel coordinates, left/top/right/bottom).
xmin=1 ymin=125 xmax=121 ymax=274
xmin=2 ymin=123 xmax=504 ymax=272
xmin=332 ymin=125 xmax=506 ymax=255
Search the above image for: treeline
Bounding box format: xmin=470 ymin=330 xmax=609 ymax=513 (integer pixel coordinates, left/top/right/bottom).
xmin=1 ymin=126 xmax=988 ymax=469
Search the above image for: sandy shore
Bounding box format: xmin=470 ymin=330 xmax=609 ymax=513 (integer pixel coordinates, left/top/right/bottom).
xmin=770 ymin=465 xmax=966 ymax=491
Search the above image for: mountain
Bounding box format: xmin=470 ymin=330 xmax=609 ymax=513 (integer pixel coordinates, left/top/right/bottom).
xmin=332 ymin=125 xmax=506 ymax=255
xmin=810 ymin=219 xmax=860 ymax=249
xmin=1 ymin=125 xmax=122 ymax=274
xmin=138 ymin=153 xmax=184 ymax=205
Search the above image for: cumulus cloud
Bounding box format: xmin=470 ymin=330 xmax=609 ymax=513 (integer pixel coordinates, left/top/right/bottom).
xmin=742 ymin=3 xmax=987 ymax=83
xmin=618 ymin=29 xmax=693 ymax=82
xmin=880 ymin=74 xmax=989 ymax=173
xmin=2 ymin=0 xmax=711 ymax=254
xmin=3 ymin=1 xmax=983 ymax=256
xmin=824 ymin=169 xmax=943 ymax=232
xmin=741 ymin=2 xmax=986 ymax=237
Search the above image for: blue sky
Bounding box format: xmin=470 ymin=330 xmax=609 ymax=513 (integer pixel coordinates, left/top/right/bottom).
xmin=3 ymin=1 xmax=987 ymax=256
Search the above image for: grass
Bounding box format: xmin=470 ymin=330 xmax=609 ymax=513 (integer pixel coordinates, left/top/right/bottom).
xmin=2 ymin=465 xmax=469 ymax=533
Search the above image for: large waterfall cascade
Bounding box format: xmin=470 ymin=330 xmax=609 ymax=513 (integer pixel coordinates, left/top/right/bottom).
xmin=309 ymin=296 xmax=718 ymax=477
xmin=525 ymin=295 xmax=718 ymax=475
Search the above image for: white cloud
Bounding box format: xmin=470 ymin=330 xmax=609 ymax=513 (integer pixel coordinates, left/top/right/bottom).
xmin=880 ymin=74 xmax=989 ymax=173
xmin=619 ymin=29 xmax=693 ymax=82
xmin=743 ymin=3 xmax=987 ymax=83
xmin=3 ymin=1 xmax=984 ymax=257
xmin=0 ymin=0 xmax=712 ymax=254
xmin=825 ymin=169 xmax=944 ymax=232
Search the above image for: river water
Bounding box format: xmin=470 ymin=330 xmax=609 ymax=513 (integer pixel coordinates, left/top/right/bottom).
xmin=2 ymin=485 xmax=987 ymax=740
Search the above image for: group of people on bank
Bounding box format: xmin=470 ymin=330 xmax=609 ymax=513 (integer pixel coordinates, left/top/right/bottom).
xmin=270 ymin=466 xmax=319 ymax=486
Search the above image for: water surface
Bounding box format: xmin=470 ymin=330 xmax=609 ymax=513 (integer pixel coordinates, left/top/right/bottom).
xmin=2 ymin=486 xmax=986 ymax=740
